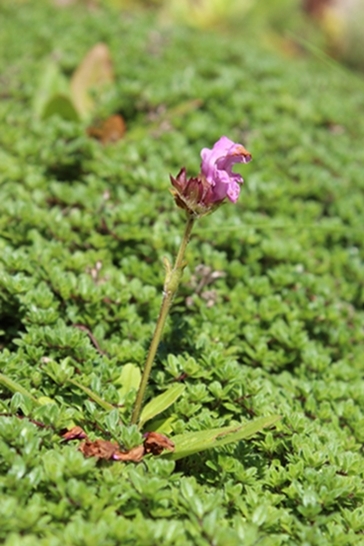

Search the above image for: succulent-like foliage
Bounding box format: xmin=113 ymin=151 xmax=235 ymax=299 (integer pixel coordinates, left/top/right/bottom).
xmin=0 ymin=2 xmax=364 ymax=545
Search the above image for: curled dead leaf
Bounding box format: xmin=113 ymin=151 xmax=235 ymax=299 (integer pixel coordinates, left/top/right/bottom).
xmin=87 ymin=114 xmax=126 ymax=144
xmin=79 ymin=439 xmax=121 ymax=459
xmin=79 ymin=439 xmax=145 ymax=462
xmin=69 ymin=429 xmax=175 ymax=462
xmin=144 ymin=432 xmax=175 ymax=455
xmin=112 ymin=445 xmax=145 ymax=462
xmin=62 ymin=426 xmax=88 ymax=441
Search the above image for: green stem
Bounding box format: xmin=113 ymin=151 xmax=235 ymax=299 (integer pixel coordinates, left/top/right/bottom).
xmin=0 ymin=372 xmax=40 ymax=405
xmin=130 ymin=214 xmax=195 ymax=425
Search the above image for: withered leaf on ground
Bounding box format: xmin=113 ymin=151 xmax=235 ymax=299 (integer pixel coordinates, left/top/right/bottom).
xmin=112 ymin=445 xmax=145 ymax=462
xmin=70 ymin=43 xmax=114 ymax=119
xmin=62 ymin=426 xmax=88 ymax=441
xmin=63 ymin=428 xmax=175 ymax=462
xmin=144 ymin=432 xmax=175 ymax=455
xmin=79 ymin=439 xmax=145 ymax=462
xmin=79 ymin=439 xmax=121 ymax=459
xmin=87 ymin=114 xmax=126 ymax=144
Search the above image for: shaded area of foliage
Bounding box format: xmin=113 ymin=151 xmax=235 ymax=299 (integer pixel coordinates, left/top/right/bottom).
xmin=0 ymin=2 xmax=364 ymax=545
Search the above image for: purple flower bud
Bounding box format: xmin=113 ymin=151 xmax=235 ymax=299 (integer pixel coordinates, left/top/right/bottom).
xmin=200 ymin=136 xmax=252 ymax=203
xmin=170 ymin=137 xmax=251 ymax=216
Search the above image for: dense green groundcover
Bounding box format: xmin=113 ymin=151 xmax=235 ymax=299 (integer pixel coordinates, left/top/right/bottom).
xmin=1 ymin=2 xmax=364 ymax=545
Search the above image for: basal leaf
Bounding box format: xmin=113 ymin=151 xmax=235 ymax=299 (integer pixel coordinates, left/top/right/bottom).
xmin=42 ymin=94 xmax=80 ymax=122
xmin=117 ymin=363 xmax=141 ymax=399
xmin=143 ymin=416 xmax=176 ymax=434
xmin=139 ymin=384 xmax=185 ymax=429
xmin=33 ymin=61 xmax=69 ymax=119
xmin=163 ymin=415 xmax=281 ymax=460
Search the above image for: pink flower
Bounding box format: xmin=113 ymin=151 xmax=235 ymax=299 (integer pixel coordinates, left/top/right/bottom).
xmin=170 ymin=136 xmax=251 ymax=216
xmin=200 ymin=136 xmax=252 ymax=203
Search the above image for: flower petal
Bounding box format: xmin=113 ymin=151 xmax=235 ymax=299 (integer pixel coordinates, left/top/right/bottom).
xmin=200 ymin=136 xmax=251 ymax=203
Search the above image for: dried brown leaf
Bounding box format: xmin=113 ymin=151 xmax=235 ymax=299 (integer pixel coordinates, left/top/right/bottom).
xmin=62 ymin=426 xmax=88 ymax=441
xmin=79 ymin=439 xmax=119 ymax=459
xmin=144 ymin=432 xmax=175 ymax=455
xmin=112 ymin=445 xmax=145 ymax=462
xmin=79 ymin=439 xmax=145 ymax=462
xmin=87 ymin=114 xmax=126 ymax=144
xmin=74 ymin=430 xmax=175 ymax=462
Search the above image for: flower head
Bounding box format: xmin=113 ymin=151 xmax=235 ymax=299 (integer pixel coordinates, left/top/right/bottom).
xmin=200 ymin=136 xmax=252 ymax=203
xmin=170 ymin=136 xmax=251 ymax=216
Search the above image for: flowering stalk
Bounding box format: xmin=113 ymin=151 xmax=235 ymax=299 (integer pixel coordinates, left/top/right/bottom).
xmin=130 ymin=214 xmax=195 ymax=425
xmin=130 ymin=137 xmax=251 ymax=426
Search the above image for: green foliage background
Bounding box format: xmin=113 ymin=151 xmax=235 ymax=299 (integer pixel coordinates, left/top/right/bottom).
xmin=0 ymin=2 xmax=364 ymax=545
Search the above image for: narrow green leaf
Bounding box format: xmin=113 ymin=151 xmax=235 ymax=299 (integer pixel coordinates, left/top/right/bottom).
xmin=68 ymin=378 xmax=114 ymax=412
xmin=144 ymin=416 xmax=176 ymax=434
xmin=117 ymin=363 xmax=141 ymax=399
xmin=0 ymin=372 xmax=40 ymax=405
xmin=163 ymin=415 xmax=281 ymax=460
xmin=139 ymin=384 xmax=185 ymax=429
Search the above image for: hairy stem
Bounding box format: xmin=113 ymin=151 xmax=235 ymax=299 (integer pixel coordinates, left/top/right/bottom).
xmin=130 ymin=215 xmax=195 ymax=425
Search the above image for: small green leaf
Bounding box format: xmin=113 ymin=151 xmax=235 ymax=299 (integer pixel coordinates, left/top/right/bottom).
xmin=163 ymin=415 xmax=281 ymax=460
xmin=117 ymin=363 xmax=141 ymax=399
xmin=139 ymin=384 xmax=185 ymax=429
